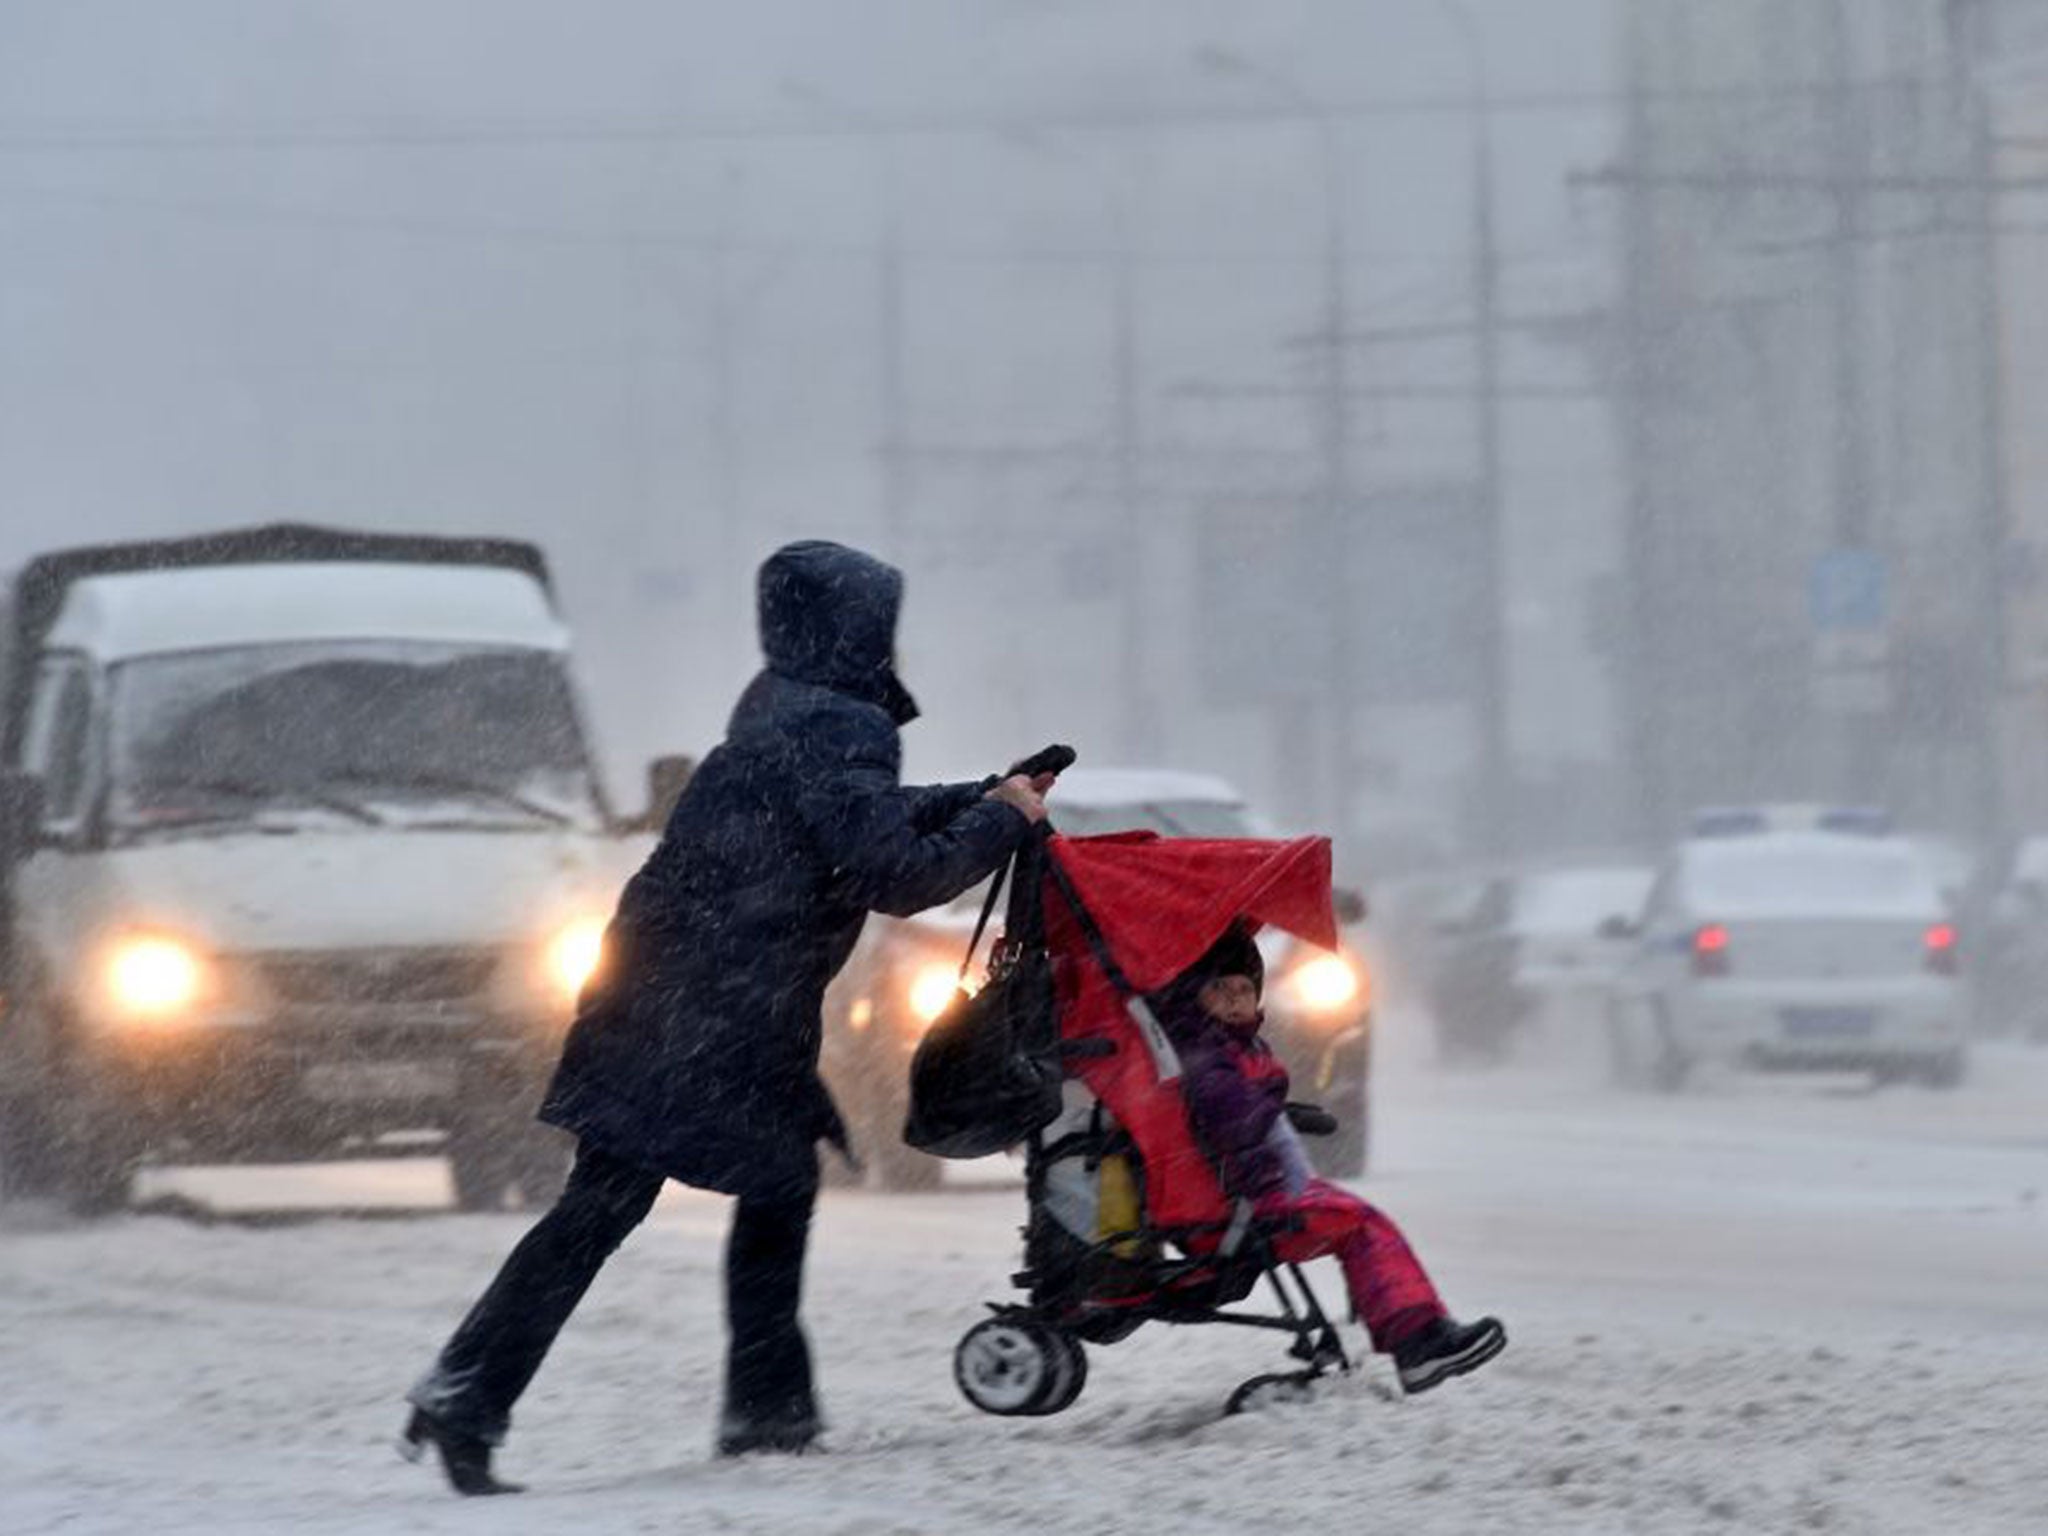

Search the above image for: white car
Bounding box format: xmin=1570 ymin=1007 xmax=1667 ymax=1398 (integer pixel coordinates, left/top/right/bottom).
xmin=1502 ymin=865 xmax=1656 ymax=993
xmin=823 ymin=768 xmax=1375 ymax=1185
xmin=1606 ymin=830 xmax=1968 ymax=1090
xmin=1976 ymin=836 xmax=2048 ymax=1039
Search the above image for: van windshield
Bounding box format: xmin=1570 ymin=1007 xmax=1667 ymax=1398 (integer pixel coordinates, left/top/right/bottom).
xmin=109 ymin=641 xmax=606 ymax=837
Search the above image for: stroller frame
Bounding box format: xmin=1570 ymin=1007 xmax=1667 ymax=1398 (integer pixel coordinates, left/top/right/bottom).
xmin=950 ymin=836 xmax=1357 ymax=1419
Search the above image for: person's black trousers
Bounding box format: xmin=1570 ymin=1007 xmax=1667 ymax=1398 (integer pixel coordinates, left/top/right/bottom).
xmin=408 ymin=1140 xmax=819 ymax=1448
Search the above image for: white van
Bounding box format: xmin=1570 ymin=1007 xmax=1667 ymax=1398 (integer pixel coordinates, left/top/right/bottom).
xmin=0 ymin=527 xmax=650 ymax=1212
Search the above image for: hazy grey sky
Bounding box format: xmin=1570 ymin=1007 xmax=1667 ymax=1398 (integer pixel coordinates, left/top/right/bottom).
xmin=0 ymin=1 xmax=1618 ymax=812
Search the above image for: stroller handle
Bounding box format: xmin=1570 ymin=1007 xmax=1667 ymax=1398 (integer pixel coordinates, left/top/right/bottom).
xmin=1005 ymin=743 xmax=1077 ymax=781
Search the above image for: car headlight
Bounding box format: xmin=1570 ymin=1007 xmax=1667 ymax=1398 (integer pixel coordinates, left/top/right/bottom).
xmin=105 ymin=934 xmax=209 ymax=1024
xmin=908 ymin=962 xmax=961 ymax=1025
xmin=1288 ymin=954 xmax=1363 ymax=1013
xmin=546 ymin=917 xmax=608 ymax=1003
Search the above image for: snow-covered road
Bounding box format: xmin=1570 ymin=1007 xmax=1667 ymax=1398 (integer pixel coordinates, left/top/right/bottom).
xmin=4 ymin=1017 xmax=2046 ymax=1535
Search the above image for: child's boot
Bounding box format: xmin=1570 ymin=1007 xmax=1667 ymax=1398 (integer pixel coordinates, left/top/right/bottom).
xmin=1392 ymin=1315 xmax=1507 ymax=1394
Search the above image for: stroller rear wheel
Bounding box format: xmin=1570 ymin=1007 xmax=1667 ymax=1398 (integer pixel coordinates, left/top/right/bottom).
xmin=954 ymin=1318 xmax=1081 ymax=1416
xmin=1021 ymin=1330 xmax=1087 ymax=1416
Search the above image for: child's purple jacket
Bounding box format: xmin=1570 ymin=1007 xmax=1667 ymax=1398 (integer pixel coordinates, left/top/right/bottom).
xmin=1160 ymin=998 xmax=1293 ymax=1198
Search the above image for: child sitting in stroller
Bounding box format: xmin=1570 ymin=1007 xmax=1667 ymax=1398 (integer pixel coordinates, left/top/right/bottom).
xmin=1159 ymin=925 xmax=1506 ymax=1394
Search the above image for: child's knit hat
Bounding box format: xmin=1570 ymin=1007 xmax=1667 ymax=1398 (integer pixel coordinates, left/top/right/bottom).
xmin=1191 ymin=923 xmax=1264 ymax=997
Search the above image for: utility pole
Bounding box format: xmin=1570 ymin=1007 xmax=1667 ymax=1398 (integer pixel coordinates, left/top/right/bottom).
xmin=1315 ymin=117 xmax=1355 ymax=843
xmin=1617 ymin=3 xmax=1667 ymax=845
xmin=1824 ymin=0 xmax=1880 ymax=802
xmin=1193 ymin=46 xmax=1354 ymax=835
xmin=707 ymin=163 xmax=744 ymax=683
xmin=877 ymin=149 xmax=910 ymax=559
xmin=1443 ymin=0 xmax=1510 ymax=859
xmin=1969 ymin=62 xmax=2011 ymax=860
xmin=1112 ymin=199 xmax=1159 ymax=759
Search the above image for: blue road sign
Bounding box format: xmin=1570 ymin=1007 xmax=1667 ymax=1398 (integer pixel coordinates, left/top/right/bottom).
xmin=1809 ymin=547 xmax=1887 ymax=631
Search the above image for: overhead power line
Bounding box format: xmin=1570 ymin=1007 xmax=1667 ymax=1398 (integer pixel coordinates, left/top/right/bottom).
xmin=0 ymin=179 xmax=1585 ymax=272
xmin=0 ymin=75 xmax=1946 ymax=153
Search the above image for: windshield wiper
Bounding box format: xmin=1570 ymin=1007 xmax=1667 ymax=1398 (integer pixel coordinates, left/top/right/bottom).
xmin=146 ymin=774 xmax=386 ymax=827
xmin=330 ymin=768 xmax=576 ymax=827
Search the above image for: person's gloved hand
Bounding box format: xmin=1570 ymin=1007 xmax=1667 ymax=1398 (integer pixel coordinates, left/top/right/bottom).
xmin=986 ymin=775 xmax=1049 ymax=823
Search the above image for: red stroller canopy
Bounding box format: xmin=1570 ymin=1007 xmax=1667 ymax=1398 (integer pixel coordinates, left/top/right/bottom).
xmin=1045 ymin=832 xmax=1341 ymax=989
xmin=1040 ymin=832 xmax=1343 ymax=1233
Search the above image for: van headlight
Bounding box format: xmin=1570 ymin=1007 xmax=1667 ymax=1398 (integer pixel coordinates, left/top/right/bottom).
xmin=1288 ymin=954 xmax=1363 ymax=1013
xmin=104 ymin=934 xmax=210 ymax=1024
xmin=545 ymin=917 xmax=608 ymax=1003
xmin=907 ymin=962 xmax=960 ymax=1026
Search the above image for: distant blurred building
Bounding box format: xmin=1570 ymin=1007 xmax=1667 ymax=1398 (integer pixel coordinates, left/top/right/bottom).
xmin=1974 ymin=0 xmax=2048 ymax=832
xmin=1614 ymin=1 xmax=2020 ymax=845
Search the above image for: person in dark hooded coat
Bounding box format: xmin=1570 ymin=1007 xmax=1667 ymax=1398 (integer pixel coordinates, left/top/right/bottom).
xmin=402 ymin=540 xmax=1045 ymax=1493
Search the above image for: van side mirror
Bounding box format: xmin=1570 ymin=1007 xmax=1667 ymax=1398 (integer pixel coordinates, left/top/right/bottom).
xmin=0 ymin=771 xmax=44 ymax=863
xmin=1333 ymin=887 xmax=1367 ymax=924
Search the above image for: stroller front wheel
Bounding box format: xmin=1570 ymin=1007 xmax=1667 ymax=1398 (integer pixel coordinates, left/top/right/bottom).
xmin=954 ymin=1318 xmax=1080 ymax=1416
xmin=1225 ymin=1370 xmax=1320 ymax=1415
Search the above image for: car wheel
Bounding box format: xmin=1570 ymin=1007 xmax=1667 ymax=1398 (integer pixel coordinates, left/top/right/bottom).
xmin=49 ymin=1088 xmax=137 ymax=1217
xmin=1312 ymin=1116 xmax=1368 ymax=1181
xmin=445 ymin=1125 xmax=514 ymax=1211
xmin=448 ymin=1112 xmax=560 ymax=1212
xmin=1647 ymin=1044 xmax=1692 ymax=1095
xmin=1641 ymin=998 xmax=1693 ymax=1094
xmin=0 ymin=1088 xmax=60 ymax=1200
xmin=868 ymin=1131 xmax=945 ymax=1192
xmin=509 ymin=1125 xmax=573 ymax=1208
xmin=0 ymin=987 xmax=64 ymax=1201
xmin=1305 ymin=1027 xmax=1370 ymax=1178
xmin=1604 ymin=999 xmax=1641 ymax=1088
xmin=34 ymin=1013 xmax=137 ymax=1217
xmin=1920 ymin=1049 xmax=1967 ymax=1091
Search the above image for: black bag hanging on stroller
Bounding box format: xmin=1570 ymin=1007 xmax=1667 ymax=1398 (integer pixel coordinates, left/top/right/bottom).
xmin=903 ymin=832 xmax=1064 ymax=1158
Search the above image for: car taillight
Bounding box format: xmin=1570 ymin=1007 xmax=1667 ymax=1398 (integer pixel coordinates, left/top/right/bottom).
xmin=1924 ymin=923 xmax=1958 ymax=976
xmin=1691 ymin=923 xmax=1731 ymax=977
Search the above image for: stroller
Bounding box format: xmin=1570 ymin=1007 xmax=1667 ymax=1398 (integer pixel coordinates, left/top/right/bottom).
xmin=912 ymin=827 xmax=1360 ymax=1419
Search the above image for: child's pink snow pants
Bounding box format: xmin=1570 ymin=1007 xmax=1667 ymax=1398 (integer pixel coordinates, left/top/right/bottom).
xmin=1262 ymin=1179 xmax=1447 ymax=1351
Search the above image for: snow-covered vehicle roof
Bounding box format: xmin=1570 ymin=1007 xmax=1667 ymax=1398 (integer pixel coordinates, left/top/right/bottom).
xmin=1510 ymin=866 xmax=1654 ymax=934
xmin=2007 ymin=835 xmax=2048 ymax=888
xmin=1677 ymin=832 xmax=1946 ymax=920
xmin=1047 ymin=767 xmax=1244 ymax=809
xmin=1688 ymin=802 xmax=1894 ymax=838
xmin=44 ymin=563 xmax=569 ymax=661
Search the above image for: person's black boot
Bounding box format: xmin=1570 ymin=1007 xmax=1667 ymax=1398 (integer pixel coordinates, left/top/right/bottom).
xmin=715 ymin=1412 xmax=821 ymax=1458
xmin=400 ymin=1407 xmax=524 ymax=1496
xmin=1392 ymin=1315 xmax=1507 ymax=1395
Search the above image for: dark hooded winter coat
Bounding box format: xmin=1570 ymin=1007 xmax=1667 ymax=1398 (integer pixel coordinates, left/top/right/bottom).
xmin=538 ymin=541 xmax=1030 ymax=1197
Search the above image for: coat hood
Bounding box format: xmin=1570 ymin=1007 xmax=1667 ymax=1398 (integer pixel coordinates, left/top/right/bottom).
xmin=755 ymin=540 xmax=918 ymax=724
